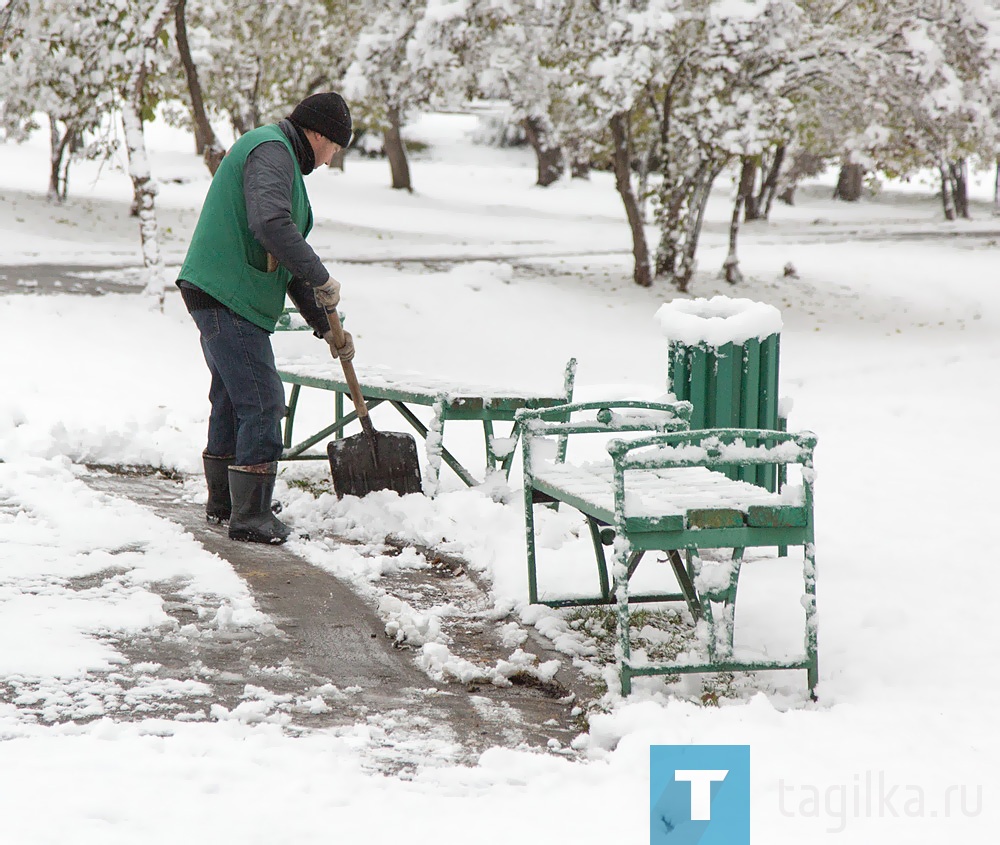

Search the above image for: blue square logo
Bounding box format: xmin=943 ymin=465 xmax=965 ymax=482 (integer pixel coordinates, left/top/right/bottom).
xmin=650 ymin=745 xmax=750 ymax=845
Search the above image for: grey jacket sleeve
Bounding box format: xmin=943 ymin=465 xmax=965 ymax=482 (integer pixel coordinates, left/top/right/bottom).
xmin=286 ymin=276 xmax=333 ymax=338
xmin=244 ymin=141 xmax=328 ymax=287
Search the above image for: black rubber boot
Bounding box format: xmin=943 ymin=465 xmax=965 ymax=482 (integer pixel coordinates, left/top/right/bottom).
xmin=228 ymin=464 xmax=291 ymax=545
xmin=203 ymin=454 xmax=234 ymax=524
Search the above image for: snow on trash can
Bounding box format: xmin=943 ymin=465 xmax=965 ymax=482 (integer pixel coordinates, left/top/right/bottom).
xmin=655 ymin=296 xmax=783 ymax=490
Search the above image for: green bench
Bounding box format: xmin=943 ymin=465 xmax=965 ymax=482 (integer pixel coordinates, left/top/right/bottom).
xmin=518 ymin=401 xmax=818 ymax=698
xmin=276 ymin=357 xmax=577 ymax=490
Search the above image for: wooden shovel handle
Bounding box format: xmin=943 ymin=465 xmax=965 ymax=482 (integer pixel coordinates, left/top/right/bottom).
xmin=326 ymin=309 xmax=369 ymax=423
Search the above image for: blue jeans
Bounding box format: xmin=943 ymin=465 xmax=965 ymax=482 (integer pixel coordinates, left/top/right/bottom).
xmin=190 ymin=306 xmax=285 ymax=466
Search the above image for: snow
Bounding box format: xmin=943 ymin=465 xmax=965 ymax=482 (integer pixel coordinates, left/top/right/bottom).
xmin=279 ymin=357 xmax=568 ymax=400
xmin=0 ymin=110 xmax=998 ymax=841
xmin=533 ymin=462 xmax=799 ymax=518
xmin=655 ymin=295 xmax=783 ymax=346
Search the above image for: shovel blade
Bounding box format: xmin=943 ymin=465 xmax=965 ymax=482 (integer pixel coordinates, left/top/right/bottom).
xmin=327 ymin=431 xmax=423 ymax=498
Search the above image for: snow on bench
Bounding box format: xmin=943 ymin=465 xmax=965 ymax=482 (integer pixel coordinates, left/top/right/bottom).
xmin=276 ymin=356 xmax=577 ymax=490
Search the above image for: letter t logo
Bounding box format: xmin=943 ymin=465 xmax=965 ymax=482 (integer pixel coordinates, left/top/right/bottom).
xmin=674 ymin=769 xmax=729 ymax=820
xmin=650 ymin=746 xmax=749 ymax=844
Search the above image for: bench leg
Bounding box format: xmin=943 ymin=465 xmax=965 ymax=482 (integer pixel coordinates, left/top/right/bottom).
xmin=426 ymin=397 xmax=445 ymax=495
xmin=585 ymin=517 xmax=613 ymax=601
xmin=389 ymin=398 xmax=478 ymax=493
xmin=483 ymin=419 xmax=497 ymax=473
xmin=689 ymin=547 xmax=744 ymax=662
xmin=804 ymin=541 xmax=819 ymax=698
xmin=612 ymin=534 xmax=633 ymax=696
xmin=524 ymin=484 xmax=540 ymax=605
xmin=283 ymin=384 xmax=301 ymax=450
xmin=667 ymin=549 xmax=701 ymax=621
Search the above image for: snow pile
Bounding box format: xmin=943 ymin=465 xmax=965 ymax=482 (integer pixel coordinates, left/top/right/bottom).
xmin=417 ymin=644 xmax=560 ymax=687
xmin=655 ymin=295 xmax=783 ymax=346
xmin=0 ymin=457 xmax=272 ymax=714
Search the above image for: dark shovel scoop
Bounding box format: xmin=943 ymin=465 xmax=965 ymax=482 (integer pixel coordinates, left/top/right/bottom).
xmin=328 ymin=417 xmax=423 ymax=498
xmin=324 ymin=310 xmax=423 ymax=499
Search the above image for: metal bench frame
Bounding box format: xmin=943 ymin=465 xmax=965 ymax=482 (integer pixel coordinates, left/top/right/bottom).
xmin=518 ymin=406 xmax=818 ymax=697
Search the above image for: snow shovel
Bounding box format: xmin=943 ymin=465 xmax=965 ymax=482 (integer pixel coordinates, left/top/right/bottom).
xmin=325 ymin=312 xmax=423 ymax=498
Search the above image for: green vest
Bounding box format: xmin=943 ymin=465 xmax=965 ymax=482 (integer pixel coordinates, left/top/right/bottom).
xmin=178 ymin=124 xmax=313 ymax=332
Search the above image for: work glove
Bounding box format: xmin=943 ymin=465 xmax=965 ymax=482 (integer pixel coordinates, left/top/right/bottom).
xmin=324 ymin=329 xmax=355 ymax=362
xmin=314 ymin=276 xmax=341 ymax=312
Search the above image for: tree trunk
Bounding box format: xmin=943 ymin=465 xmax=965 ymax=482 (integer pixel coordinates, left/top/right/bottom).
xmin=738 ymin=156 xmax=760 ymax=221
xmin=833 ymin=162 xmax=864 ymax=201
xmin=231 ymin=112 xmax=253 ymax=137
xmin=725 ymin=162 xmax=751 ymax=284
xmin=637 ymin=142 xmax=658 ymax=223
xmin=123 ymin=99 xmax=167 ymax=307
xmin=724 ymin=192 xmax=743 ymax=285
xmin=609 ymin=112 xmax=651 ymax=287
xmin=758 ymin=144 xmax=785 ymax=220
xmin=328 ymin=147 xmax=347 ymax=171
xmin=122 ymin=0 xmax=178 ymax=308
xmin=655 ymin=158 xmax=726 ymax=293
xmin=939 ymin=162 xmax=956 ymax=221
xmin=950 ymin=160 xmax=969 ymax=219
xmin=58 ymin=142 xmax=72 ymax=201
xmin=384 ymin=104 xmax=411 ymax=191
xmin=993 ymin=156 xmax=1000 ymax=216
xmin=174 ymin=0 xmax=225 ymax=174
xmin=778 ymin=150 xmax=824 ymax=206
xmin=47 ymin=116 xmax=72 ymax=202
xmin=521 ymin=116 xmax=563 ymax=187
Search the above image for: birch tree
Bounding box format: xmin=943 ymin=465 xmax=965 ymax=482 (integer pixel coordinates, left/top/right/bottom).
xmin=110 ymin=0 xmax=180 ymax=307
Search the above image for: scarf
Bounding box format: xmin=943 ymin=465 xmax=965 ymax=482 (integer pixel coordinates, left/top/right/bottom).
xmin=279 ymin=118 xmax=315 ymax=176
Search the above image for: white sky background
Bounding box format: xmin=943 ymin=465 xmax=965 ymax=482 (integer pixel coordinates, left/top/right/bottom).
xmin=0 ymin=112 xmax=997 ymax=842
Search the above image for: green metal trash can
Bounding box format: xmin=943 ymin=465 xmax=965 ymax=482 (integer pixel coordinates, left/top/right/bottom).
xmin=656 ymin=296 xmax=783 ymax=490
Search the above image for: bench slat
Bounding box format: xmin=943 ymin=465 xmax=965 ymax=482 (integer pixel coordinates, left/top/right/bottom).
xmin=624 ymin=514 xmax=685 ymax=533
xmin=747 ymin=504 xmax=808 ymax=528
xmin=686 ymin=508 xmax=744 ymax=529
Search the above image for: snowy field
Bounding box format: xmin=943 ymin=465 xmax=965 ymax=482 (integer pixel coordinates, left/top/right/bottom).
xmin=1 ymin=112 xmax=997 ymax=842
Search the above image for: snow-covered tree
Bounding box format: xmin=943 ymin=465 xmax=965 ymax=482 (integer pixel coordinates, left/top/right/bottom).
xmin=169 ymin=0 xmax=352 ymax=139
xmin=0 ymin=0 xmax=117 ymax=200
xmin=770 ymin=1 xmax=1000 ymax=219
xmin=344 ymin=1 xmax=423 ymax=190
xmin=344 ymin=0 xmax=482 ymax=190
xmin=566 ymin=1 xmax=803 ymax=290
xmin=457 ymin=0 xmax=583 ymax=187
xmin=872 ymin=0 xmax=1000 ymax=219
xmin=1 ymin=0 xmax=177 ymax=304
xmin=1 ymin=0 xmax=179 ymax=302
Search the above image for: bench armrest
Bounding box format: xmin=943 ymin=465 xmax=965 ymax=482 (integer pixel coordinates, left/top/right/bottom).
xmin=516 ymin=399 xmax=692 ymax=439
xmin=607 ymin=428 xmax=817 ymax=471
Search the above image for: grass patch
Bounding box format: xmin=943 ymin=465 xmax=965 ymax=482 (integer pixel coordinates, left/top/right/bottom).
xmin=86 ymin=463 xmax=182 ymax=481
xmin=565 ymin=606 xmax=750 ymax=705
xmin=283 ymin=476 xmax=334 ymax=497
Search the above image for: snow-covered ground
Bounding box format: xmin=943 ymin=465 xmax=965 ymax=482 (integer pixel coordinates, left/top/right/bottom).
xmin=1 ymin=112 xmax=997 ymax=842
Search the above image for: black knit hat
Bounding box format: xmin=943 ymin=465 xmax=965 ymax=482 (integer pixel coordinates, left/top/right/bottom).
xmin=289 ymin=93 xmax=352 ymax=147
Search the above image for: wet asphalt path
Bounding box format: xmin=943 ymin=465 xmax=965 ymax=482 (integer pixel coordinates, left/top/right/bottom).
xmin=80 ymin=470 xmax=591 ymax=767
